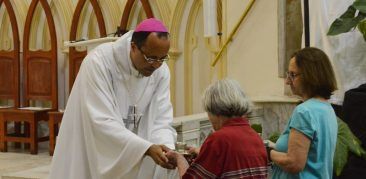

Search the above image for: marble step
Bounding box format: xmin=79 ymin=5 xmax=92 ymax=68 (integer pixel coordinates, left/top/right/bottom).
xmin=1 ymin=165 xmax=49 ymax=179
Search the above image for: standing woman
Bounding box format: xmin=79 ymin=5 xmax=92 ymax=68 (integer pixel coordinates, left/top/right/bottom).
xmin=269 ymin=47 xmax=338 ymax=179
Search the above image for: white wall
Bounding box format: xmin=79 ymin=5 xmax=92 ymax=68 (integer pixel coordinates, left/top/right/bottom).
xmin=225 ymin=0 xmax=285 ymax=99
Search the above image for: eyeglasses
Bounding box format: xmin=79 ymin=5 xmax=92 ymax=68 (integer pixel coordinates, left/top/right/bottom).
xmin=286 ymin=71 xmax=301 ymax=81
xmin=140 ymin=49 xmax=170 ymax=64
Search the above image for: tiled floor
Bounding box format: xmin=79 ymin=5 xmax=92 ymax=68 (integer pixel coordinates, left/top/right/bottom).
xmin=0 ymin=143 xmax=51 ymax=179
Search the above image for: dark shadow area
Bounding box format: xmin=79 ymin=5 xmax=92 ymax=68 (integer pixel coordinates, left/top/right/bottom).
xmin=333 ymin=84 xmax=366 ymax=179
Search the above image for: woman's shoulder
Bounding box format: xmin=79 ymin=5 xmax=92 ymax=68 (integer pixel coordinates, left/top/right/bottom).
xmin=204 ymin=130 xmax=231 ymax=145
xmin=197 ymin=132 xmax=228 ymax=156
xmin=295 ymin=98 xmax=331 ymax=113
xmin=207 ymin=126 xmax=246 ymax=144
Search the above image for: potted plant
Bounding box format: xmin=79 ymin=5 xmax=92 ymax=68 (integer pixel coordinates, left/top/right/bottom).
xmin=328 ymin=0 xmax=366 ymax=40
xmin=334 ymin=117 xmax=366 ymax=176
xmin=251 ymin=123 xmax=263 ymax=136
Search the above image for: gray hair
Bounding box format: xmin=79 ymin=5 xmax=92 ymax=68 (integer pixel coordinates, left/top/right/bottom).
xmin=202 ymin=79 xmax=251 ymax=118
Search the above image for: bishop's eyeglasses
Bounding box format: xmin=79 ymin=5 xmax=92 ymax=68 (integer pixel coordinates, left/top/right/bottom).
xmin=140 ymin=49 xmax=170 ymax=64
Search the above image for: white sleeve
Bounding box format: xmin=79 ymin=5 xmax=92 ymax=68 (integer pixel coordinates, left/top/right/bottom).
xmin=149 ymin=64 xmax=177 ymax=149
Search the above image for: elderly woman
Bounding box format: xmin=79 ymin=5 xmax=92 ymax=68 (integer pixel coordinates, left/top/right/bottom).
xmin=167 ymin=79 xmax=268 ymax=179
xmin=268 ymin=47 xmax=338 ymax=179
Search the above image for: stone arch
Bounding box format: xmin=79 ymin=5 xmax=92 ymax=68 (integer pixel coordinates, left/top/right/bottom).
xmin=48 ymin=0 xmax=73 ymax=108
xmin=151 ymin=0 xmax=173 ymax=26
xmin=9 ymin=0 xmax=28 ymax=45
xmin=28 ymin=2 xmax=45 ymax=49
xmin=170 ymin=0 xmax=222 ymax=115
xmin=99 ymin=0 xmax=120 ymax=33
xmin=49 ymin=0 xmax=73 ymax=46
xmin=183 ymin=0 xmax=203 ymax=115
xmin=169 ymin=0 xmax=198 ymax=115
xmin=119 ymin=0 xmax=154 ymax=33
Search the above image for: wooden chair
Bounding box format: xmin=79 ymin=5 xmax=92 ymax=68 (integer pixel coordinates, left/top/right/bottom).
xmin=0 ymin=0 xmax=21 ymax=149
xmin=48 ymin=111 xmax=63 ymax=155
xmin=0 ymin=0 xmax=57 ymax=154
xmin=48 ymin=0 xmax=107 ymax=155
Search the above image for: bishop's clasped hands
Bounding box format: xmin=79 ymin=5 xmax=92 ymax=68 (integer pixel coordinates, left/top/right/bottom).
xmin=145 ymin=143 xmax=197 ymax=169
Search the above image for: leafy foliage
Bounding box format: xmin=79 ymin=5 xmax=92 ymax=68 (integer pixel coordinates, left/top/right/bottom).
xmin=268 ymin=132 xmax=280 ymax=143
xmin=250 ymin=124 xmax=262 ymax=134
xmin=353 ymin=0 xmax=366 ymax=13
xmin=358 ymin=20 xmax=366 ymax=40
xmin=334 ymin=117 xmax=366 ymax=176
xmin=328 ymin=0 xmax=366 ymax=41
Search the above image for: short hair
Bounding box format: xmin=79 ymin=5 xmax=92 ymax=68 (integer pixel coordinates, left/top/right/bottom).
xmin=292 ymin=47 xmax=337 ymax=99
xmin=131 ymin=31 xmax=169 ymax=49
xmin=202 ymin=79 xmax=251 ymax=118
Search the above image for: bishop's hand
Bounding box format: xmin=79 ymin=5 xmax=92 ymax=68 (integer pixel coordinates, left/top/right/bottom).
xmin=145 ymin=144 xmax=176 ymax=169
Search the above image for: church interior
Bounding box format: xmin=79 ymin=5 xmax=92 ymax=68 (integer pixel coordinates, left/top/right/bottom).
xmin=0 ymin=0 xmax=366 ymax=178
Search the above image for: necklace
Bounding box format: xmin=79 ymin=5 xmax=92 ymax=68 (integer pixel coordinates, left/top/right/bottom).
xmin=112 ymin=45 xmax=151 ymax=133
xmin=120 ymin=69 xmax=151 ymax=107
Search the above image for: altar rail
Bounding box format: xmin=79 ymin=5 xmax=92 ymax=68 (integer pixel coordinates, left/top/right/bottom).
xmin=173 ymin=98 xmax=299 ymax=147
xmin=172 ymin=107 xmax=264 ymax=147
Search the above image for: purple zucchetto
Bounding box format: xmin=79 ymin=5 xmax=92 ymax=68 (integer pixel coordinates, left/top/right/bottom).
xmin=134 ymin=18 xmax=168 ymax=33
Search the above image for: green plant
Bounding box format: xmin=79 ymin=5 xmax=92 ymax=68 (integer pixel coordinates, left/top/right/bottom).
xmin=250 ymin=124 xmax=262 ymax=134
xmin=268 ymin=132 xmax=280 ymax=143
xmin=334 ymin=117 xmax=366 ymax=176
xmin=328 ymin=0 xmax=366 ymax=41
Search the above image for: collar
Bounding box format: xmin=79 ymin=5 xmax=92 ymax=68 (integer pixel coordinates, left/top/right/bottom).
xmin=222 ymin=117 xmax=249 ymax=127
xmin=113 ymin=30 xmax=143 ymax=78
xmin=128 ymin=50 xmax=142 ymax=78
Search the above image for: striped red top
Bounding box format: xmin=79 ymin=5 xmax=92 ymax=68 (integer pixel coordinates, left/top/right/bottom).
xmin=183 ymin=117 xmax=268 ymax=179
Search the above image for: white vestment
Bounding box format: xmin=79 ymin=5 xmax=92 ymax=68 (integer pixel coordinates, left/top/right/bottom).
xmin=49 ymin=31 xmax=178 ymax=179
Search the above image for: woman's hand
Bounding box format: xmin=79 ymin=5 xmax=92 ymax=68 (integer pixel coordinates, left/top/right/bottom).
xmin=263 ymin=140 xmax=276 ymax=149
xmin=186 ymin=146 xmax=200 ymax=155
xmin=166 ymin=151 xmax=190 ymax=176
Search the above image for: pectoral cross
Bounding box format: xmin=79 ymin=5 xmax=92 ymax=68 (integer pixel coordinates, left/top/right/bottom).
xmin=123 ymin=105 xmax=142 ymax=134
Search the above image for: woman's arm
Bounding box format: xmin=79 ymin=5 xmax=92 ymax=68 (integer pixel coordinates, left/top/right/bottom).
xmin=176 ymin=153 xmax=190 ymax=176
xmin=166 ymin=151 xmax=190 ymax=177
xmin=271 ymin=129 xmax=311 ymax=173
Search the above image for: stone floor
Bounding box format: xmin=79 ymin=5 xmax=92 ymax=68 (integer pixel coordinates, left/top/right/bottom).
xmin=0 ymin=143 xmax=51 ymax=179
